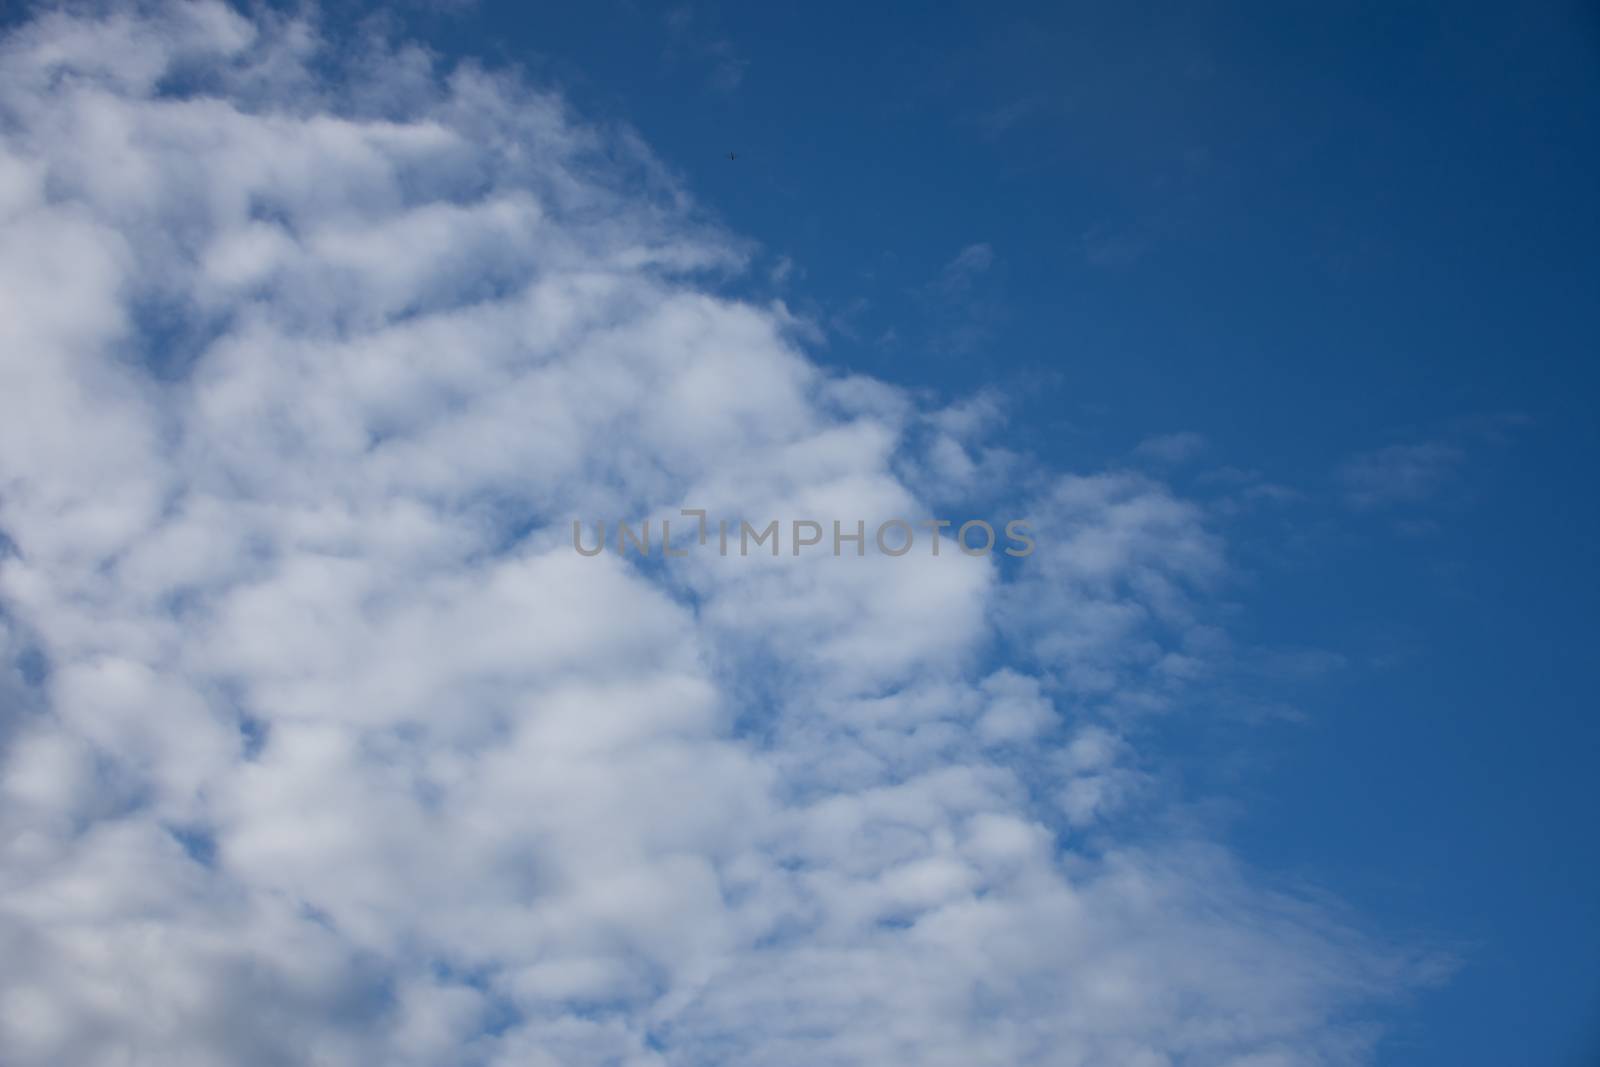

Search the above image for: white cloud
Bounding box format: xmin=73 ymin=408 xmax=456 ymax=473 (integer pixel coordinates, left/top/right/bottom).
xmin=0 ymin=5 xmax=1433 ymax=1065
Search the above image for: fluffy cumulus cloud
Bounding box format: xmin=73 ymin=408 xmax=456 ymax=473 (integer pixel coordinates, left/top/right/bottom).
xmin=0 ymin=5 xmax=1426 ymax=1065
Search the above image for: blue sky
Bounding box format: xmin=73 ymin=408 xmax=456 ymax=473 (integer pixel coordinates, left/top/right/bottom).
xmin=385 ymin=3 xmax=1600 ymax=1061
xmin=0 ymin=2 xmax=1595 ymax=1065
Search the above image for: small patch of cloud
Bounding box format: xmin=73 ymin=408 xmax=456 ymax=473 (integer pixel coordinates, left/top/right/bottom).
xmin=1194 ymin=466 xmax=1303 ymax=517
xmin=937 ymin=241 xmax=995 ymax=294
xmin=662 ymin=5 xmax=748 ymax=91
xmin=1134 ymin=431 xmax=1208 ymax=465
xmin=895 ymin=390 xmax=1018 ymax=507
xmin=1449 ymin=410 xmax=1533 ymax=445
xmin=1240 ymin=646 xmax=1348 ymax=684
xmin=1337 ymin=415 xmax=1528 ymax=519
xmin=1338 ymin=442 xmax=1465 ymax=510
xmin=1082 ymin=220 xmax=1151 ymax=269
xmin=914 ymin=243 xmax=1004 ymax=356
xmin=968 ymin=94 xmax=1048 ymax=139
xmin=1056 ymin=724 xmax=1145 ymax=826
xmin=768 ymin=254 xmax=798 ymax=287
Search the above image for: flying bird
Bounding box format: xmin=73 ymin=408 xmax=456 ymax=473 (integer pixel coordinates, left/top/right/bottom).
xmin=727 ymin=151 xmax=737 ymax=161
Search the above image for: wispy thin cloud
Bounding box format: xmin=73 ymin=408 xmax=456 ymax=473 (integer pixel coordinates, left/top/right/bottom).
xmin=938 ymin=241 xmax=996 ymax=293
xmin=1134 ymin=431 xmax=1208 ymax=465
xmin=1338 ymin=442 xmax=1465 ymax=510
xmin=1082 ymin=219 xmax=1152 ymax=268
xmin=663 ymin=4 xmax=748 ymax=91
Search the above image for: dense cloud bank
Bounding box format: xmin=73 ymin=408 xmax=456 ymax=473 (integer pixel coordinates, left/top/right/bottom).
xmin=0 ymin=5 xmax=1422 ymax=1065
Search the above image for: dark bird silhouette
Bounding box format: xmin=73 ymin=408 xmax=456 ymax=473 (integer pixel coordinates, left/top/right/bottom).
xmin=727 ymin=151 xmax=737 ymax=161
